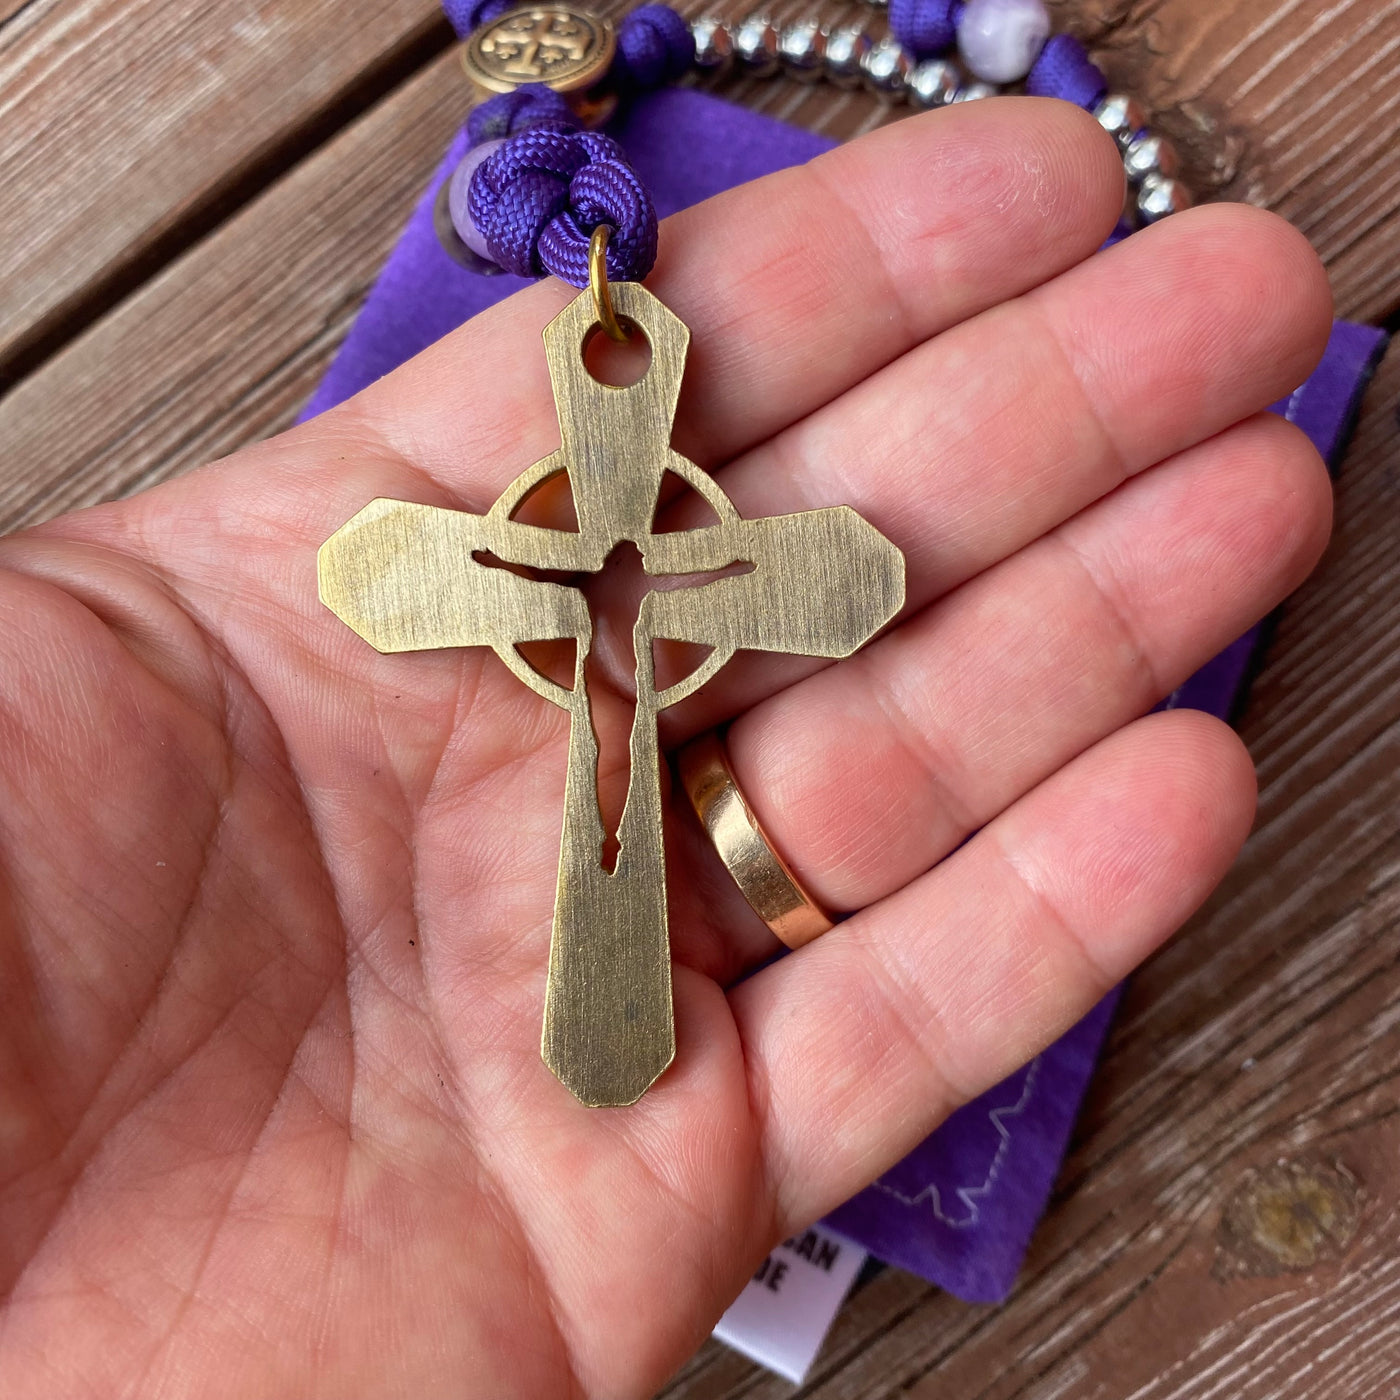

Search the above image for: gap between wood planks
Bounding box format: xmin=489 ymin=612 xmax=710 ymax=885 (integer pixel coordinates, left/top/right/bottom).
xmin=0 ymin=11 xmax=455 ymax=398
xmin=5 ymin=0 xmax=1399 ymax=417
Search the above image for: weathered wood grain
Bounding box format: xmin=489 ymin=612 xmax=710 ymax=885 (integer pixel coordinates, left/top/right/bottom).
xmin=1 ymin=0 xmax=1398 ymax=533
xmin=1056 ymin=0 xmax=1400 ymax=326
xmin=0 ymin=0 xmax=448 ymax=383
xmin=2 ymin=0 xmax=1400 ymax=529
xmin=0 ymin=44 xmax=470 ymax=530
xmin=0 ymin=0 xmax=891 ymax=534
xmin=694 ymin=0 xmax=1400 ymax=324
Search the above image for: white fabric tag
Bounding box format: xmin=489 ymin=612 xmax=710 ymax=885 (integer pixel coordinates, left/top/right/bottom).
xmin=712 ymin=1227 xmax=868 ymax=1384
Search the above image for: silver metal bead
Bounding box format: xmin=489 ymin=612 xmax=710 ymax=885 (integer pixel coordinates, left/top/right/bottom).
xmin=823 ymin=22 xmax=871 ymax=87
xmin=861 ymin=34 xmax=912 ymax=101
xmin=1136 ymin=172 xmax=1193 ymax=222
xmin=777 ymin=16 xmax=826 ymax=81
xmin=952 ymin=80 xmax=998 ymax=101
xmin=691 ymin=15 xmax=733 ymax=72
xmin=1123 ymin=132 xmax=1180 ymax=183
xmin=733 ymin=15 xmax=780 ymax=76
xmin=907 ymin=58 xmax=961 ymax=108
xmin=1094 ymin=92 xmax=1147 ymax=151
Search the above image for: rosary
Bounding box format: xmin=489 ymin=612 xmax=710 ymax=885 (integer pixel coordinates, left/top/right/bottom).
xmin=320 ymin=1 xmax=1190 ymax=1107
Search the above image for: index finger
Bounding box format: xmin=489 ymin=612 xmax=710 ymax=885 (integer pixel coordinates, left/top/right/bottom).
xmin=343 ymin=98 xmax=1126 ymax=506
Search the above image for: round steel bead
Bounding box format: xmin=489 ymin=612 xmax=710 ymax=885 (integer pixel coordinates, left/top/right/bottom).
xmin=1123 ymin=131 xmax=1180 ymax=183
xmin=824 ymin=22 xmax=872 ymax=87
xmin=952 ymin=79 xmax=997 ymax=101
xmin=733 ymin=15 xmax=780 ymax=75
xmin=1136 ymin=172 xmax=1193 ymax=222
xmin=777 ymin=16 xmax=826 ymax=80
xmin=1094 ymin=92 xmax=1147 ymax=150
xmin=861 ymin=33 xmax=912 ymax=100
xmin=691 ymin=15 xmax=733 ymax=72
xmin=908 ymin=57 xmax=960 ymax=107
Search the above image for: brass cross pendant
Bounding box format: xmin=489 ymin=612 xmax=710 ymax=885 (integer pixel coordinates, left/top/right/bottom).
xmin=319 ymin=281 xmax=905 ymax=1106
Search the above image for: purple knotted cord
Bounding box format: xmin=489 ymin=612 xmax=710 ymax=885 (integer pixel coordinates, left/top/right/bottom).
xmin=443 ymin=0 xmax=512 ymax=38
xmin=1102 ymin=217 xmax=1134 ymax=248
xmin=467 ymin=84 xmax=576 ymax=144
xmin=446 ymin=3 xmax=1103 ymax=285
xmin=890 ymin=0 xmax=963 ymax=57
xmin=1025 ymin=34 xmax=1107 ymax=108
xmin=468 ymin=126 xmax=659 ymax=285
xmin=611 ymin=4 xmax=697 ymax=89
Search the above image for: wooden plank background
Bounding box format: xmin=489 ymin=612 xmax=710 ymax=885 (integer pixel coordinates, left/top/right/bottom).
xmin=1 ymin=0 xmax=1397 ymax=1394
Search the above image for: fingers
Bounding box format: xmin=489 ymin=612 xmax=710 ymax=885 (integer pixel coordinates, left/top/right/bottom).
xmin=655 ymin=199 xmax=1332 ymax=728
xmin=319 ymin=98 xmax=1126 ymax=507
xmin=729 ymin=708 xmax=1256 ymax=1233
xmin=717 ymin=410 xmax=1329 ymax=917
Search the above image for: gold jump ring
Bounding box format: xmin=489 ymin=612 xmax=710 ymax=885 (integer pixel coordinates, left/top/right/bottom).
xmin=588 ymin=224 xmax=628 ymax=343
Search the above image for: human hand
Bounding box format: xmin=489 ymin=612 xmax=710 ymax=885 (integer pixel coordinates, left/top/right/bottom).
xmin=0 ymin=98 xmax=1332 ymax=1398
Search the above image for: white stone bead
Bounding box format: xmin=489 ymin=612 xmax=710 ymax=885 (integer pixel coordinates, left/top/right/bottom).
xmin=957 ymin=0 xmax=1051 ymax=84
xmin=448 ymin=138 xmax=506 ymax=263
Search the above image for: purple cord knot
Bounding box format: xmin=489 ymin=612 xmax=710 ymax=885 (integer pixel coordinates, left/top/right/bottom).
xmin=1025 ymin=34 xmax=1107 ymax=109
xmin=443 ymin=0 xmax=513 ymax=39
xmin=467 ymin=84 xmax=578 ymax=145
xmin=468 ymin=126 xmax=659 ymax=286
xmin=890 ymin=0 xmax=962 ymax=58
xmin=611 ymin=4 xmax=696 ymax=89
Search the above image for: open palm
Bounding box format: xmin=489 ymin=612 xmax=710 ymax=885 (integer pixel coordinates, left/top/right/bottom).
xmin=0 ymin=100 xmax=1332 ymax=1399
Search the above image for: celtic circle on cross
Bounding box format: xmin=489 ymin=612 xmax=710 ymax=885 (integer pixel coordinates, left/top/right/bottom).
xmin=319 ymin=282 xmax=905 ymax=1105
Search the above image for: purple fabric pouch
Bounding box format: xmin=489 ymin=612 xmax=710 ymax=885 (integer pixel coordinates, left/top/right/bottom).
xmin=300 ymin=86 xmax=1388 ymax=1303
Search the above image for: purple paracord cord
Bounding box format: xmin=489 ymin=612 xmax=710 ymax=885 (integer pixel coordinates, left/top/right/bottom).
xmin=449 ymin=6 xmax=691 ymax=286
xmin=448 ymin=2 xmax=1115 ymax=285
xmin=1024 ymin=33 xmax=1108 ymax=109
xmin=889 ymin=0 xmax=963 ymax=57
xmin=611 ymin=3 xmax=695 ymax=88
xmin=889 ymin=0 xmax=1110 ymax=108
xmin=466 ymin=86 xmax=574 ymax=145
xmin=466 ymin=121 xmax=659 ymax=283
xmin=443 ymin=0 xmax=513 ymax=37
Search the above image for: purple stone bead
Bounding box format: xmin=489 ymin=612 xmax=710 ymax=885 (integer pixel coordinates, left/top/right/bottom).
xmin=448 ymin=138 xmax=506 ymax=262
xmin=957 ymin=0 xmax=1051 ymax=83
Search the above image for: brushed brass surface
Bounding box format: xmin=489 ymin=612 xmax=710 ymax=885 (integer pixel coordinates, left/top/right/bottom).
xmin=677 ymin=731 xmax=834 ymax=949
xmin=460 ymin=5 xmax=616 ymax=95
xmin=319 ymin=281 xmax=905 ymax=1106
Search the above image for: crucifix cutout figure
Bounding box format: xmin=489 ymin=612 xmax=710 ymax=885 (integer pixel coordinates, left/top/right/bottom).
xmin=319 ymin=282 xmax=905 ymax=1107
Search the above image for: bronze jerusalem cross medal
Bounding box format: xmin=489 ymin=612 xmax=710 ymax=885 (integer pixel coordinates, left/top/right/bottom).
xmin=319 ymin=279 xmax=905 ymax=1107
